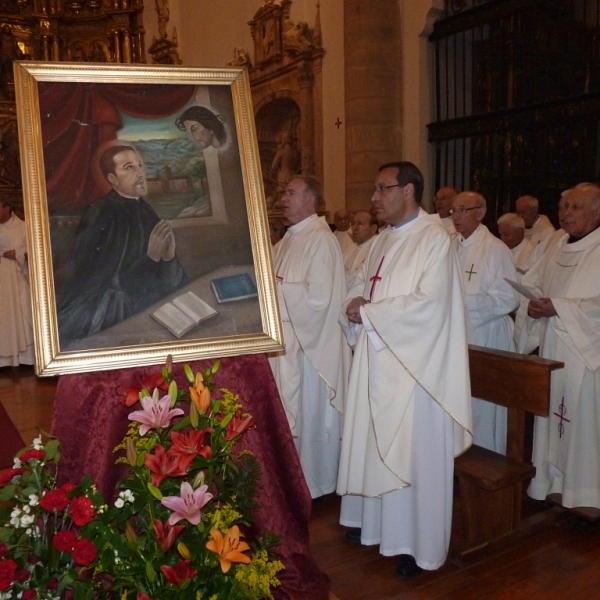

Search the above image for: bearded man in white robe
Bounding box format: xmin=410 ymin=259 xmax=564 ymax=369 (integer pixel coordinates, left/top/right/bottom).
xmin=343 ymin=210 xmax=378 ymax=291
xmin=452 ymin=192 xmax=519 ymax=455
xmin=515 ymin=182 xmax=600 ymax=510
xmin=268 ymin=175 xmax=350 ymax=499
xmin=337 ymin=161 xmax=472 ymax=577
xmin=0 ymin=198 xmax=34 ymax=368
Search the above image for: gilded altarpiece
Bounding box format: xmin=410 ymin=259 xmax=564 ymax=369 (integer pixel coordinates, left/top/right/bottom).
xmin=0 ymin=0 xmax=145 ymax=213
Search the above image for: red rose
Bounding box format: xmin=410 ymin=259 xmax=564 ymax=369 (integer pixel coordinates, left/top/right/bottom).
xmin=47 ymin=577 xmax=59 ymax=590
xmin=72 ymin=538 xmax=97 ymax=566
xmin=0 ymin=468 xmax=26 ymax=486
xmin=15 ymin=569 xmax=29 ymax=583
xmin=60 ymin=483 xmax=77 ymax=494
xmin=0 ymin=558 xmax=17 ymax=591
xmin=19 ymin=449 xmax=45 ymax=462
xmin=27 ymin=555 xmax=40 ymax=565
xmin=40 ymin=489 xmax=70 ymax=512
xmin=52 ymin=530 xmax=77 ymax=552
xmin=21 ymin=590 xmax=36 ymax=600
xmin=69 ymin=496 xmax=95 ymax=526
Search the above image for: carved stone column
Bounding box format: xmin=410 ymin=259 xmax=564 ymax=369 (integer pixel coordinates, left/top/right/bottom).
xmin=344 ymin=0 xmax=402 ymax=212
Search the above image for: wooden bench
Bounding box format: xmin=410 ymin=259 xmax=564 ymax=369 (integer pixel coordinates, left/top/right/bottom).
xmin=452 ymin=345 xmax=564 ymax=562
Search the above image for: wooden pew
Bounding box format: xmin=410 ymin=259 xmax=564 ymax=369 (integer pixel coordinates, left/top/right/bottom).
xmin=452 ymin=345 xmax=564 ymax=563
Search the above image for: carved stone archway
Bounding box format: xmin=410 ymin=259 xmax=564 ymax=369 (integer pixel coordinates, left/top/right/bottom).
xmin=242 ymin=0 xmax=324 ymax=217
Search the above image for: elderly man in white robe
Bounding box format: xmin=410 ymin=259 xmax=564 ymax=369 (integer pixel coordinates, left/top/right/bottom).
xmin=515 ymin=182 xmax=600 ymax=511
xmin=337 ymin=161 xmax=472 ymax=578
xmin=268 ymin=175 xmax=350 ymax=499
xmin=497 ymin=212 xmax=536 ymax=275
xmin=0 ymin=198 xmax=34 ymax=368
xmin=516 ymin=195 xmax=555 ymax=247
xmin=343 ymin=210 xmax=378 ymax=291
xmin=452 ymin=192 xmax=519 ymax=454
xmin=332 ymin=208 xmax=355 ymax=257
xmin=434 ymin=185 xmax=458 ymax=234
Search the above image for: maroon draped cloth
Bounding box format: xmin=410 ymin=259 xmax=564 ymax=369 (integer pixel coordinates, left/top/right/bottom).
xmin=51 ymin=353 xmax=330 ymax=600
xmin=38 ymin=81 xmax=196 ymax=213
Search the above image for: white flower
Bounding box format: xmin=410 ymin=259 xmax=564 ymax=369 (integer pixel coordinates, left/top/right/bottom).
xmin=119 ymin=490 xmax=135 ymax=503
xmin=32 ymin=435 xmax=43 ymax=450
xmin=28 ymin=494 xmax=39 ymax=506
xmin=12 ymin=457 xmax=22 ymax=468
xmin=114 ymin=498 xmax=125 ymax=508
xmin=20 ymin=513 xmax=35 ymax=527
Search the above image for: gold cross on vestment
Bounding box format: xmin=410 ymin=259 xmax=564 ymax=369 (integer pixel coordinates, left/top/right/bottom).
xmin=466 ymin=264 xmax=477 ymax=281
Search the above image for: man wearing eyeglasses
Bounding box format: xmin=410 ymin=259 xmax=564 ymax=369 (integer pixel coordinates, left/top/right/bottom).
xmin=337 ymin=161 xmax=472 ymax=578
xmin=515 ymin=182 xmax=600 ymax=513
xmin=452 ymin=191 xmax=519 ymax=455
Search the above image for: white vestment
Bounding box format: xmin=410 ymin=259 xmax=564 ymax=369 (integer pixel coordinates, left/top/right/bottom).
xmin=337 ymin=210 xmax=472 ymax=570
xmin=524 ymin=214 xmax=555 ymax=246
xmin=438 ymin=214 xmax=457 ymax=235
xmin=268 ymin=215 xmax=350 ymax=498
xmin=455 ymin=224 xmax=519 ymax=454
xmin=343 ymin=235 xmax=376 ymax=292
xmin=334 ymin=229 xmax=355 ymax=257
xmin=511 ymin=237 xmax=536 ymax=274
xmin=0 ymin=214 xmax=34 ymax=367
xmin=516 ymin=227 xmax=600 ymax=509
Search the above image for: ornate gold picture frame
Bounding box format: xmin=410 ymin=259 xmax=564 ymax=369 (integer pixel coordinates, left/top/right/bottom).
xmin=14 ymin=62 xmax=283 ymax=376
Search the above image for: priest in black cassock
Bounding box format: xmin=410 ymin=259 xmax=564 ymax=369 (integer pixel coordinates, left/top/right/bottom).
xmin=57 ymin=145 xmax=188 ymax=346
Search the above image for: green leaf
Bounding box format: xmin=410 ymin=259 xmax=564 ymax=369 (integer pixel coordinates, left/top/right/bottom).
xmin=44 ymin=437 xmax=60 ymax=460
xmin=146 ymin=561 xmax=156 ymax=582
xmin=0 ymin=484 xmax=16 ymax=501
xmin=148 ymin=483 xmax=163 ymax=500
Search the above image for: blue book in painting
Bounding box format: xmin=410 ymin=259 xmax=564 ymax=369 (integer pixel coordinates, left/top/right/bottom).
xmin=211 ymin=273 xmax=258 ymax=303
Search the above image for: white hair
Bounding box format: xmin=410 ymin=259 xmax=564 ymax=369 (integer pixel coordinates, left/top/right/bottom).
xmin=497 ymin=212 xmax=525 ymax=229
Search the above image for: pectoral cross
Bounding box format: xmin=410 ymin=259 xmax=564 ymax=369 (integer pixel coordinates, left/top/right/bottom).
xmin=553 ymin=398 xmax=570 ymax=438
xmin=466 ymin=264 xmax=477 ymax=281
xmin=369 ymin=256 xmax=385 ymax=301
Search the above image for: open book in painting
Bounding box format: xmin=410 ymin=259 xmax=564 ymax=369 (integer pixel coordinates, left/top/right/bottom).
xmin=151 ymin=291 xmax=217 ymax=338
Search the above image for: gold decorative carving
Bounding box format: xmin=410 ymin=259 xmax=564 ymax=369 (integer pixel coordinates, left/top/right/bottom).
xmin=0 ymin=0 xmax=145 ymax=212
xmin=247 ymin=0 xmax=324 ymax=217
xmin=148 ymin=0 xmax=180 ymax=64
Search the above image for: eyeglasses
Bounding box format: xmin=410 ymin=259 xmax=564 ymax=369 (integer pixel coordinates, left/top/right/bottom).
xmin=449 ymin=206 xmax=481 ymax=216
xmin=373 ymin=183 xmax=402 ymax=194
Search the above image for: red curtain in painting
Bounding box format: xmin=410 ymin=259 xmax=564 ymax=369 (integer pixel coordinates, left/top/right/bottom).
xmin=38 ymin=82 xmax=196 ymax=213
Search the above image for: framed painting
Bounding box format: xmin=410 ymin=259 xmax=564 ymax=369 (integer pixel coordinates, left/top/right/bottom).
xmin=14 ymin=62 xmax=283 ymax=376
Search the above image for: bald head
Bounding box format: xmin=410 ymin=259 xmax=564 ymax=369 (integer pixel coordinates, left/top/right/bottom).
xmin=434 ymin=186 xmax=458 ymax=218
xmin=515 ymin=195 xmax=539 ymax=228
xmin=334 ymin=209 xmax=352 ymax=232
xmin=451 ymin=191 xmax=486 ymax=239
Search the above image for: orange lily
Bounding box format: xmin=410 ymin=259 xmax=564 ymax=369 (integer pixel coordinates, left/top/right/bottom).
xmin=206 ymin=525 xmax=251 ymax=573
xmin=189 ymin=372 xmax=211 ymax=414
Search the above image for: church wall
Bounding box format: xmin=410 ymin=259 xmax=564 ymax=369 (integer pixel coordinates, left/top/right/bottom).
xmin=146 ymin=1 xmax=345 ymax=218
xmin=144 ymin=1 xmax=438 ymax=215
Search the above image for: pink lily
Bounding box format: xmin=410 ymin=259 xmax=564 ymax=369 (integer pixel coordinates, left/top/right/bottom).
xmin=160 ymin=481 xmax=213 ymax=526
xmin=128 ymin=389 xmax=184 ymax=436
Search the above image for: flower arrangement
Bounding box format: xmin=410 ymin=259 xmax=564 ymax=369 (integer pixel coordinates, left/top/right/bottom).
xmin=0 ymin=359 xmax=284 ymax=599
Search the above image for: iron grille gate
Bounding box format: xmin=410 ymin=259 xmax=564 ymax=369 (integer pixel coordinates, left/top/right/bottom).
xmin=428 ymin=0 xmax=600 ymax=228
